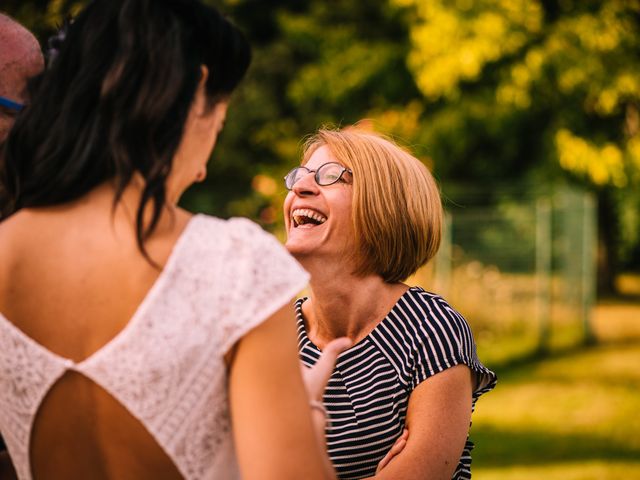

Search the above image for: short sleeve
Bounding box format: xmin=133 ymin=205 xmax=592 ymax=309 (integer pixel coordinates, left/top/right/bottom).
xmin=218 ymin=218 xmax=310 ymax=354
xmin=409 ymin=294 xmax=497 ymax=400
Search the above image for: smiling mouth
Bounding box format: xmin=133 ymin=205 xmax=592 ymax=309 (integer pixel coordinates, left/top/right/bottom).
xmin=292 ymin=208 xmax=327 ymax=227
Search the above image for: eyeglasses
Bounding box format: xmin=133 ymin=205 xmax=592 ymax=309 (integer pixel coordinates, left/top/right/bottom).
xmin=284 ymin=162 xmax=352 ymax=190
xmin=0 ymin=96 xmax=25 ymax=112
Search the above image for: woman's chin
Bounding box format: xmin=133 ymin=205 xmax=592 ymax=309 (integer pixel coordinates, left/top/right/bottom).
xmin=284 ymin=240 xmax=311 ymax=258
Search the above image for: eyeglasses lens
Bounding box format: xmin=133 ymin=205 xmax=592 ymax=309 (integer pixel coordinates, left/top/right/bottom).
xmin=285 ymin=167 xmax=308 ymax=190
xmin=284 ymin=163 xmax=350 ymax=190
xmin=317 ymin=163 xmax=344 ymax=186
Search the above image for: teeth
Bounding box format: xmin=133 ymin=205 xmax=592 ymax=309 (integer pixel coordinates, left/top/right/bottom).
xmin=292 ymin=208 xmax=327 ymax=227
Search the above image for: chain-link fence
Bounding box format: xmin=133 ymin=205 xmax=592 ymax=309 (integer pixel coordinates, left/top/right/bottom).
xmin=412 ymin=185 xmax=597 ymax=367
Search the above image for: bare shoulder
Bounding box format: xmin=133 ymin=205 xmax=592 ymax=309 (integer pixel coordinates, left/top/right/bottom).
xmin=0 ymin=209 xmax=39 ymax=259
xmin=0 ymin=206 xmax=109 ymax=305
xmin=0 ymin=208 xmax=36 ymax=236
xmin=0 ymin=210 xmax=42 ymax=301
xmin=0 ymin=207 xmax=71 ymax=251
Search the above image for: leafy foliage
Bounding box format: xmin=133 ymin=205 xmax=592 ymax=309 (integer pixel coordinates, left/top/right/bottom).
xmin=4 ymin=0 xmax=640 ymax=275
xmin=396 ymin=0 xmax=640 ymax=187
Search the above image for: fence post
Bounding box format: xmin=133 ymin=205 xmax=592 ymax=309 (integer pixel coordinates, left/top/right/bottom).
xmin=582 ymin=192 xmax=597 ymax=345
xmin=535 ymin=197 xmax=552 ymax=354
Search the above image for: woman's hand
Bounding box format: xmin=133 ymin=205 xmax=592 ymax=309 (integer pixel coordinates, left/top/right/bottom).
xmin=300 ymin=337 xmax=352 ymax=478
xmin=229 ymin=305 xmax=347 ymax=480
xmin=301 ymin=337 xmax=352 ymax=402
xmin=300 ymin=338 xmax=407 ymax=479
xmin=376 ymin=429 xmax=409 ymax=473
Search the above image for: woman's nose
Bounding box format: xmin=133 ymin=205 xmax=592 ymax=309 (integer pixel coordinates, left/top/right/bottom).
xmin=292 ymin=171 xmax=319 ymax=196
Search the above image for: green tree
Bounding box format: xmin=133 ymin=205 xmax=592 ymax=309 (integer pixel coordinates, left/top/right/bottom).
xmin=392 ymin=0 xmax=640 ymax=292
xmin=6 ymin=0 xmax=420 ymax=231
xmin=6 ymin=0 xmax=640 ymax=289
xmin=185 ymin=0 xmax=423 ymax=232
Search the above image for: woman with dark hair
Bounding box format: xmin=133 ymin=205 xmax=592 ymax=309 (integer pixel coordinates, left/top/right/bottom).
xmin=0 ymin=1 xmax=349 ymax=479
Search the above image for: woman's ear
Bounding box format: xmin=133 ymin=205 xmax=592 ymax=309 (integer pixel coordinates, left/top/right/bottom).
xmin=192 ymin=65 xmax=210 ymax=116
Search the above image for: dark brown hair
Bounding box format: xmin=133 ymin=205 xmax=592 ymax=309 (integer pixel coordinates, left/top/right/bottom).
xmin=1 ymin=0 xmax=251 ymax=258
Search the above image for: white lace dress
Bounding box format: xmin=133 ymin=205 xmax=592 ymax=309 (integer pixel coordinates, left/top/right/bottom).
xmin=0 ymin=214 xmax=309 ymax=480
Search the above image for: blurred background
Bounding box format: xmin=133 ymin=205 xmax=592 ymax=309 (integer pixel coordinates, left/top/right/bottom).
xmin=3 ymin=0 xmax=639 ymax=478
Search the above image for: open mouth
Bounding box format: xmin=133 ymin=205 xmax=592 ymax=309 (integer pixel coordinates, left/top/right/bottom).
xmin=292 ymin=208 xmax=327 ymax=227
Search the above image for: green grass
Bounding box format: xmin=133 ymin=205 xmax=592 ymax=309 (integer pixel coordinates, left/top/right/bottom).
xmin=474 ymin=461 xmax=640 ymax=480
xmin=471 ymin=343 xmax=640 ymax=479
xmin=413 ymin=270 xmax=640 ymax=478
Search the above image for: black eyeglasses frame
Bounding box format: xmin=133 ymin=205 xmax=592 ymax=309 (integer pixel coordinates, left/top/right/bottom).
xmin=283 ymin=162 xmax=352 ymax=191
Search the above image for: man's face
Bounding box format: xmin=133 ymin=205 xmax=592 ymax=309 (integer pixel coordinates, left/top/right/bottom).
xmin=0 ymin=21 xmax=44 ymax=142
xmin=0 ymin=98 xmax=24 ymax=143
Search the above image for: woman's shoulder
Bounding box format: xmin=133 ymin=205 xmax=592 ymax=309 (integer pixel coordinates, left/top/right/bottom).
xmin=374 ymin=286 xmax=472 ymax=357
xmin=401 ymin=286 xmax=497 ymax=393
xmin=394 ymin=287 xmax=479 ymax=359
xmin=191 ymin=213 xmax=307 ymax=276
xmin=0 ymin=214 xmax=22 ymax=298
xmin=191 ymin=214 xmax=290 ymax=256
xmin=193 ymin=214 xmax=272 ymax=240
xmin=400 ymin=286 xmax=469 ymax=330
xmin=0 ymin=209 xmax=59 ymax=286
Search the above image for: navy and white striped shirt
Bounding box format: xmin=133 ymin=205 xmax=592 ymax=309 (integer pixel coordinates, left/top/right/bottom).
xmin=297 ymin=286 xmax=497 ymax=480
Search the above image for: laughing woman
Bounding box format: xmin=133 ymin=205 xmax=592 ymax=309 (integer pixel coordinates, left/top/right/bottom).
xmin=283 ymin=128 xmax=497 ymax=480
xmin=0 ymin=2 xmax=350 ymax=479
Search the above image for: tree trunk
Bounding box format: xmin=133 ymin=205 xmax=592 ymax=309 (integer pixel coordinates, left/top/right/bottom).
xmin=596 ymin=188 xmax=619 ymax=296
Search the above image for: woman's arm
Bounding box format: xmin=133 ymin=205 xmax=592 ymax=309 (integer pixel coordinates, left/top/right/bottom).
xmin=228 ymin=302 xmax=339 ymax=480
xmin=366 ymin=364 xmax=474 ymax=479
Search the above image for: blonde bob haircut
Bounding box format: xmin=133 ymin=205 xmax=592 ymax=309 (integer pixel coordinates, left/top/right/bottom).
xmin=302 ymin=128 xmax=443 ymax=283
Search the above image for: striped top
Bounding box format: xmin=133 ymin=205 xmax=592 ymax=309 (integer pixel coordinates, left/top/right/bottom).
xmin=296 ymin=287 xmax=497 ymax=480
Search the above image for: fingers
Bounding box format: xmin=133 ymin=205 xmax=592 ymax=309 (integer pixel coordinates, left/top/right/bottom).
xmin=302 ymin=337 xmax=352 ymax=401
xmin=376 ymin=429 xmax=409 ymax=473
xmin=323 ymin=337 xmax=353 ymax=355
xmin=313 ymin=337 xmax=352 ymax=380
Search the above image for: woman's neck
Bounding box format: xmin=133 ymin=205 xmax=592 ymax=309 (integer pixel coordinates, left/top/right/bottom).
xmin=83 ymin=177 xmax=182 ymax=230
xmin=301 ymin=260 xmax=408 ymax=349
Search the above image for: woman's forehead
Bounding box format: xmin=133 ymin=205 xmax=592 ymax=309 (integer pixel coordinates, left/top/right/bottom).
xmin=304 ymin=145 xmax=339 ymax=168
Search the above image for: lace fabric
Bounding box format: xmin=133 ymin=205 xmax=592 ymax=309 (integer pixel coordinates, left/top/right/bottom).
xmin=0 ymin=214 xmax=309 ymax=480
